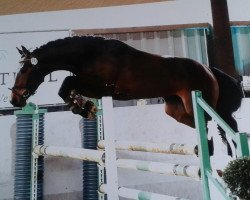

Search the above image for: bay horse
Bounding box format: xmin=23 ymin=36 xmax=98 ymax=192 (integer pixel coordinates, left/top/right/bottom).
xmin=10 ymin=36 xmax=243 ymax=156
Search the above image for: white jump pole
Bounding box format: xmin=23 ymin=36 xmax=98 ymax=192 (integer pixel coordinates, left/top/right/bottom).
xmin=99 ymin=184 xmax=189 ymax=200
xmin=34 ymin=145 xmax=105 ymax=165
xmin=98 ymin=140 xmax=197 ymax=155
xmin=101 ymin=97 xmax=119 ymax=200
xmin=116 ymin=159 xmax=200 ymax=180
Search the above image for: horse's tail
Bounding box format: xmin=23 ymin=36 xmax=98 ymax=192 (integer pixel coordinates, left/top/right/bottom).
xmin=210 ymin=67 xmax=243 ymax=156
xmin=211 ymin=67 xmax=243 ymax=121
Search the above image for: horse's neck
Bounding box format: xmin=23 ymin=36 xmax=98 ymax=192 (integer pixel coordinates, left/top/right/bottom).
xmin=36 ymin=40 xmax=99 ymax=76
xmin=39 ymin=54 xmax=80 ymax=77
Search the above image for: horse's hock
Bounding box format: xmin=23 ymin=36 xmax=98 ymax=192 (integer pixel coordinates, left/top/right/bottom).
xmin=14 ymin=98 xmax=202 ymax=200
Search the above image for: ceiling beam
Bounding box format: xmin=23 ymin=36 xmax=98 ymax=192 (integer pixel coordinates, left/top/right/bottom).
xmin=0 ymin=0 xmax=169 ymax=16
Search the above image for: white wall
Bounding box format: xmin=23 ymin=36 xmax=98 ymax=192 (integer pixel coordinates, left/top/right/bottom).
xmin=0 ymin=0 xmax=212 ymax=33
xmin=0 ymin=0 xmax=249 ymax=34
xmin=228 ymin=0 xmax=250 ymax=21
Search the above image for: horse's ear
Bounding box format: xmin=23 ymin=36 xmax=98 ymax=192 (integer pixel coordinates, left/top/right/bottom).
xmin=16 ymin=47 xmax=25 ymax=58
xmin=16 ymin=47 xmax=23 ymax=55
xmin=21 ymin=45 xmax=31 ymax=57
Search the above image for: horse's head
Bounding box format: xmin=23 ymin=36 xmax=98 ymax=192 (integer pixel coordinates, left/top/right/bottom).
xmin=10 ymin=46 xmax=44 ymax=107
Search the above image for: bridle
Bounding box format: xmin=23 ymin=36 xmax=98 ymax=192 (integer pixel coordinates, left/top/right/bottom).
xmin=9 ymin=86 xmax=35 ymax=100
xmin=9 ymin=56 xmax=39 ymax=100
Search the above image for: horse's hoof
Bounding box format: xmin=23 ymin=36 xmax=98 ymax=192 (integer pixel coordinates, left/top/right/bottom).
xmin=80 ymin=109 xmax=96 ymax=119
xmin=70 ymin=105 xmax=83 ymax=115
xmin=78 ymin=108 xmax=87 ymax=118
xmin=84 ymin=100 xmax=98 ymax=114
xmin=84 ymin=100 xmax=94 ymax=109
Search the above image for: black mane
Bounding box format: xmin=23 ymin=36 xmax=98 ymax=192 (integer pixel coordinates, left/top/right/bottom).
xmin=32 ymin=36 xmax=110 ymax=56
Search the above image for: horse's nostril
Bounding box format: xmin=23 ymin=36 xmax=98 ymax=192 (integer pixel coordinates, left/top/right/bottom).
xmin=10 ymin=98 xmax=20 ymax=107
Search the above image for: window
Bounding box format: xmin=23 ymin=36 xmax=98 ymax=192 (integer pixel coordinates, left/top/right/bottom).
xmin=231 ymin=26 xmax=250 ymax=76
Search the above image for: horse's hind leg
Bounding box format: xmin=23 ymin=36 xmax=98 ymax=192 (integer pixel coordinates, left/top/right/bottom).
xmin=164 ymin=94 xmax=214 ymax=156
xmin=180 ymin=89 xmax=219 ymax=156
xmin=164 ymin=95 xmax=194 ymax=128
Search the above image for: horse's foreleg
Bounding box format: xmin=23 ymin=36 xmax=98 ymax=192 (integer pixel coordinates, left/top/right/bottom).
xmin=58 ymin=76 xmax=78 ymax=102
xmin=58 ymin=76 xmax=97 ymax=119
xmin=80 ymin=100 xmax=98 ymax=119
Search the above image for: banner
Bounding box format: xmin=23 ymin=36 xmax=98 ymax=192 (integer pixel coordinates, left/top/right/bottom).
xmin=0 ymin=30 xmax=70 ymax=108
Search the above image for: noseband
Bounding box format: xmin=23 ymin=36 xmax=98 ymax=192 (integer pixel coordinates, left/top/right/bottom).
xmin=9 ymin=86 xmax=34 ymax=100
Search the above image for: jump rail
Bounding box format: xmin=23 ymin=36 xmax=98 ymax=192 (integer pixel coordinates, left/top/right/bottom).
xmin=116 ymin=159 xmax=200 ymax=180
xmin=34 ymin=145 xmax=105 ymax=165
xmin=99 ymin=184 xmax=189 ymax=200
xmin=0 ymin=103 xmax=69 ymax=116
xmin=192 ymin=90 xmax=250 ymax=200
xmin=98 ymin=140 xmax=197 ymax=155
xmin=14 ymin=96 xmax=204 ymax=200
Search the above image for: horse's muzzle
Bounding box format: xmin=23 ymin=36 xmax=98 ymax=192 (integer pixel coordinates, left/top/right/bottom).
xmin=10 ymin=94 xmax=27 ymax=107
xmin=9 ymin=87 xmax=30 ymax=107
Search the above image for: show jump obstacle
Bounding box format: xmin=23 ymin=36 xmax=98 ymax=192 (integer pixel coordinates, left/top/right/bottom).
xmin=14 ymin=91 xmax=249 ymax=200
xmin=192 ymin=91 xmax=249 ymax=200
